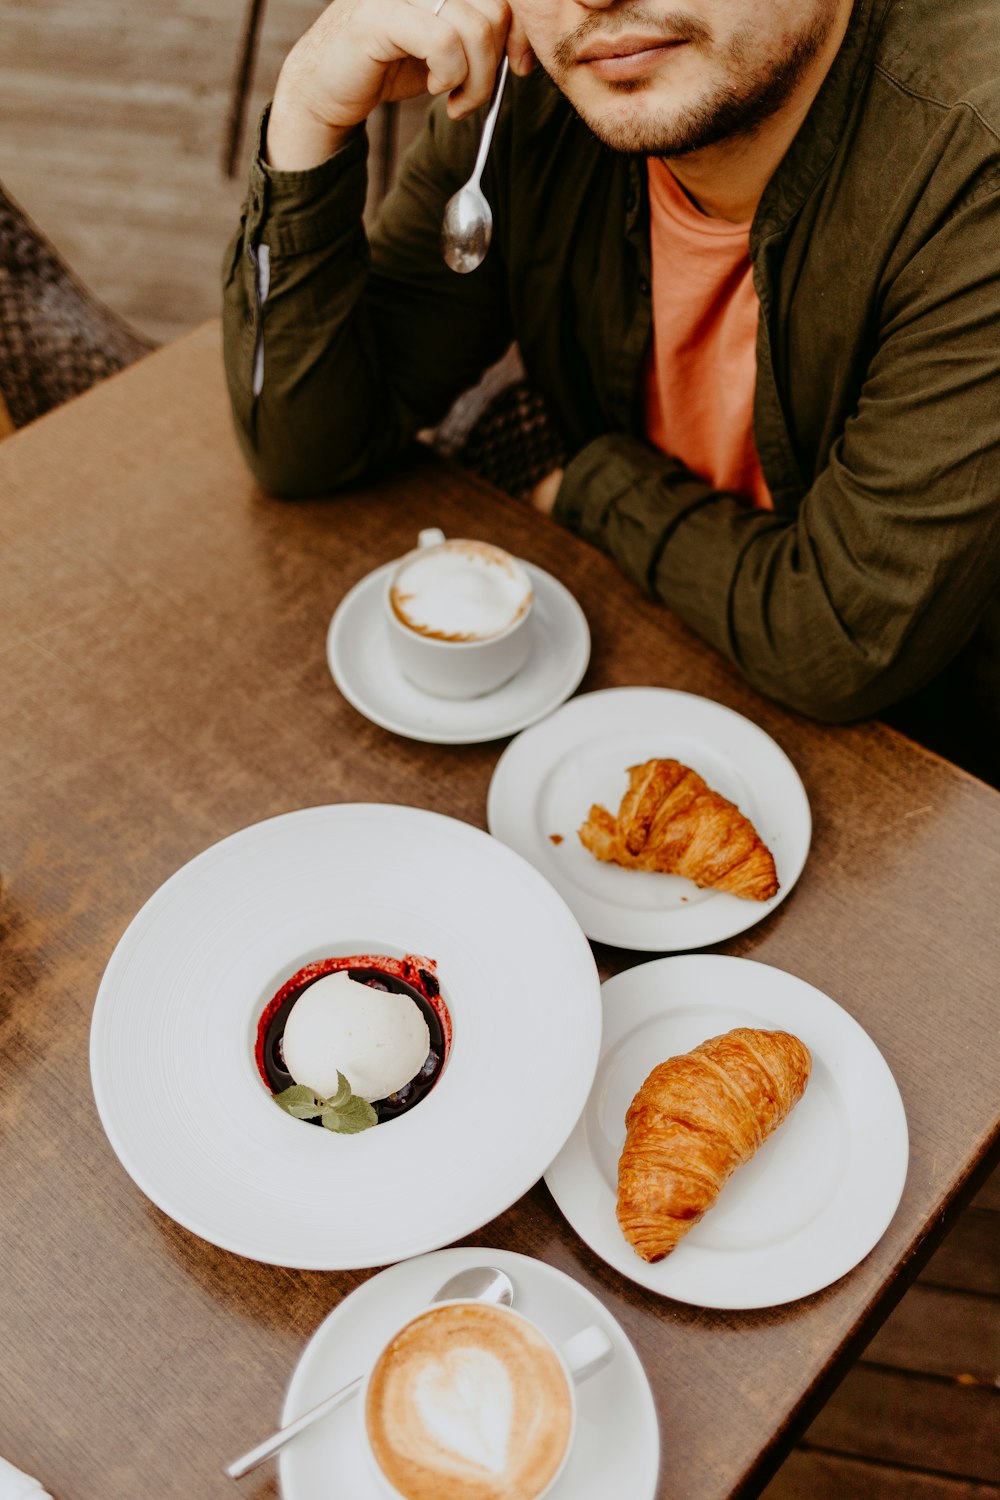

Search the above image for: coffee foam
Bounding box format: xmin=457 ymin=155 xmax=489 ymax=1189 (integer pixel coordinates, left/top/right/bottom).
xmin=414 ymin=1348 xmax=513 ymax=1474
xmin=366 ymin=1303 xmax=572 ymax=1500
xmin=390 ymin=541 xmax=532 ymax=643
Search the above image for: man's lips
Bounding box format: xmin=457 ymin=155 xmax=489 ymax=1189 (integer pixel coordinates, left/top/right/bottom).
xmin=576 ymin=34 xmax=687 ymax=81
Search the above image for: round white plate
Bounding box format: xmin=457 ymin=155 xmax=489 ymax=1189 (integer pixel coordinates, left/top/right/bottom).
xmin=327 ymin=561 xmax=590 ymax=744
xmin=278 ymin=1247 xmax=660 ymax=1500
xmin=487 ymin=687 xmax=811 ymax=950
xmin=545 ymin=955 xmax=909 ymax=1308
xmin=90 ymin=805 xmax=601 ymax=1268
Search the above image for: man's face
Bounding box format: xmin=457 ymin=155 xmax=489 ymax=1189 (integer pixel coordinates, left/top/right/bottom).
xmin=513 ymin=0 xmax=847 ymax=156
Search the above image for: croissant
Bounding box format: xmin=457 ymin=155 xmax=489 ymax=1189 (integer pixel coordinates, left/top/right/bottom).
xmin=578 ymin=758 xmax=779 ymax=901
xmin=617 ymin=1027 xmax=811 ymax=1262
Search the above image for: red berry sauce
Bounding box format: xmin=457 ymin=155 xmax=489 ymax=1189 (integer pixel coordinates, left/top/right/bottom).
xmin=255 ymin=953 xmax=452 ymax=1124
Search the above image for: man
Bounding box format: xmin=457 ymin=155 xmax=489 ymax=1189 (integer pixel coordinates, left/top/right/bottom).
xmin=223 ymin=0 xmax=1000 ymax=781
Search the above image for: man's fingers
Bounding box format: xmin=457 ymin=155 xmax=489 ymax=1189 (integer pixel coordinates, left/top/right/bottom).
xmin=377 ymin=0 xmax=472 ymax=94
xmin=284 ymin=0 xmax=511 ymax=132
xmin=379 ymin=0 xmax=505 ymax=113
xmin=505 ymin=12 xmax=535 ymax=75
xmin=431 ymin=0 xmax=507 ymax=116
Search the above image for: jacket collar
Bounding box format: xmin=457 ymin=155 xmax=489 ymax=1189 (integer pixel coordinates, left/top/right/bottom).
xmin=624 ymin=2 xmax=890 ymax=256
xmin=751 ymin=0 xmax=892 ymax=247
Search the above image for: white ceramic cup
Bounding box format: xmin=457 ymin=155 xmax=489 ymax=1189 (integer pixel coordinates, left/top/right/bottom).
xmin=355 ymin=1302 xmax=614 ymax=1500
xmin=384 ymin=530 xmax=535 ymax=699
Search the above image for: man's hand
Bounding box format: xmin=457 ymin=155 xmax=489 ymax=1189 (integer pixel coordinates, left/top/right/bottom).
xmin=528 ymin=467 xmax=564 ymax=514
xmin=266 ymin=0 xmax=535 ymax=170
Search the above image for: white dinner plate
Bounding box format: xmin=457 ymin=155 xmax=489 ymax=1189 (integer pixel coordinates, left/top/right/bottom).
xmin=278 ymin=1247 xmax=660 ymax=1500
xmin=545 ymin=955 xmax=909 ymax=1308
xmin=487 ymin=687 xmax=811 ymax=950
xmin=90 ymin=805 xmax=601 ymax=1268
xmin=327 ymin=561 xmax=590 ymax=744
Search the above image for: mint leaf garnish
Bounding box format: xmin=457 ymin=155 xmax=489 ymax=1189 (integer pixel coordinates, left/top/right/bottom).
xmin=322 ymin=1094 xmax=378 ymax=1134
xmin=324 ymin=1071 xmax=353 ymax=1110
xmin=273 ymin=1074 xmax=377 ymax=1133
xmin=273 ymin=1084 xmax=326 ymax=1119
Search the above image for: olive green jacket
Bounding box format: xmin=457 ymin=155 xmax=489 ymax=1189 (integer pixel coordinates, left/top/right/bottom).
xmin=223 ymin=0 xmax=1000 ymax=765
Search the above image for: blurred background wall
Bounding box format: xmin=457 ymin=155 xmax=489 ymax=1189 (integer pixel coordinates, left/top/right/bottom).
xmin=0 ymin=0 xmax=426 ymax=343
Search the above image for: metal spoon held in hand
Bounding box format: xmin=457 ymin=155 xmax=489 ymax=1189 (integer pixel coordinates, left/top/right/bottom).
xmin=223 ymin=1265 xmax=515 ymax=1479
xmin=441 ymin=56 xmax=510 ymax=273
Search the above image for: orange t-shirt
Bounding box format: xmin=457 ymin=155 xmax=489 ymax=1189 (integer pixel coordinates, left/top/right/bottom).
xmin=642 ymin=158 xmax=772 ymax=510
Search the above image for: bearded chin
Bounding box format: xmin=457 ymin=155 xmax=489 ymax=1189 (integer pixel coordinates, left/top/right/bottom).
xmin=547 ymin=10 xmax=839 ymax=158
xmin=569 ymin=77 xmax=783 ymax=157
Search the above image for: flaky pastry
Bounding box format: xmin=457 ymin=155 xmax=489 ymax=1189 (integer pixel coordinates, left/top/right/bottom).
xmin=578 ymin=758 xmax=779 ymax=901
xmin=617 ymin=1026 xmax=811 ymax=1262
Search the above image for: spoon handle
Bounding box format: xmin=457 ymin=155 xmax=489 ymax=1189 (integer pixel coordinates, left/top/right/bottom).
xmin=223 ymin=1375 xmax=362 ymax=1479
xmin=469 ymin=56 xmax=509 ymax=189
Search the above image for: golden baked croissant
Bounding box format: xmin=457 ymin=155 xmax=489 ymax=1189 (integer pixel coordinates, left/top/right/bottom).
xmin=617 ymin=1027 xmax=811 ymax=1262
xmin=578 ymin=758 xmax=779 ymax=901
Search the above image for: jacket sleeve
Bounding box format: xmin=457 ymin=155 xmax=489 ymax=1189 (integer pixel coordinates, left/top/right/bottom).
xmin=556 ymin=183 xmax=1000 ymax=723
xmin=222 ymin=103 xmax=514 ymax=498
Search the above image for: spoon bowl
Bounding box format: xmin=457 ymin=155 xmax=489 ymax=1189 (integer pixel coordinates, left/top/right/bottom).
xmin=223 ymin=1264 xmax=514 ymax=1478
xmin=442 ymin=184 xmax=495 ymax=273
xmin=433 ymin=1264 xmax=515 ymax=1306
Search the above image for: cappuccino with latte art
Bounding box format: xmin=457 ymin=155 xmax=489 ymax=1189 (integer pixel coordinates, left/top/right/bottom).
xmin=383 ymin=535 xmax=535 ymax=698
xmin=364 ymin=1302 xmax=574 ymax=1500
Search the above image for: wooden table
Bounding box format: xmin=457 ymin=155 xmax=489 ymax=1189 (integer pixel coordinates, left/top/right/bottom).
xmin=2 ymin=322 xmax=998 ymax=1500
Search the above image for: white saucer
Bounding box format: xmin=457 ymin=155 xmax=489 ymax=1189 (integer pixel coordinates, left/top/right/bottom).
xmin=278 ymin=1247 xmax=660 ymax=1500
xmin=327 ymin=561 xmax=590 ymax=743
xmin=545 ymin=956 xmax=909 ymax=1308
xmin=487 ymin=687 xmax=811 ymax=950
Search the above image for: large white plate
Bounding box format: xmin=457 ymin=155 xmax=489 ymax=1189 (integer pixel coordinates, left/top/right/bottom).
xmin=327 ymin=562 xmax=590 ymax=744
xmin=90 ymin=805 xmax=601 ymax=1268
xmin=278 ymin=1247 xmax=659 ymax=1500
xmin=545 ymin=955 xmax=909 ymax=1308
xmin=487 ymin=687 xmax=811 ymax=950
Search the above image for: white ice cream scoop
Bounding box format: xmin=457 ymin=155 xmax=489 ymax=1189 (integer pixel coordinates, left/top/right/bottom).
xmin=280 ymin=971 xmax=430 ymax=1101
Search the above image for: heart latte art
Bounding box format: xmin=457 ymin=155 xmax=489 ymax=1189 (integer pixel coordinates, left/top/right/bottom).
xmin=415 ymin=1348 xmax=514 ymax=1474
xmin=365 ymin=1303 xmax=573 ymax=1500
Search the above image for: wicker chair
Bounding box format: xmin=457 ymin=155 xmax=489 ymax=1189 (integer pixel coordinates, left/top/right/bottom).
xmin=0 ymin=181 xmax=155 ymax=433
xmin=430 ymin=345 xmax=568 ymax=500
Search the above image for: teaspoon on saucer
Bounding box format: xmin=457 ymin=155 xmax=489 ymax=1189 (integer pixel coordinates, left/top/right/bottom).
xmin=223 ymin=1264 xmax=515 ymax=1478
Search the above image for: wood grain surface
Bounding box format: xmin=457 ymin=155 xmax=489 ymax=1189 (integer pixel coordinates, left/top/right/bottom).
xmin=1 ymin=323 xmax=998 ymax=1500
